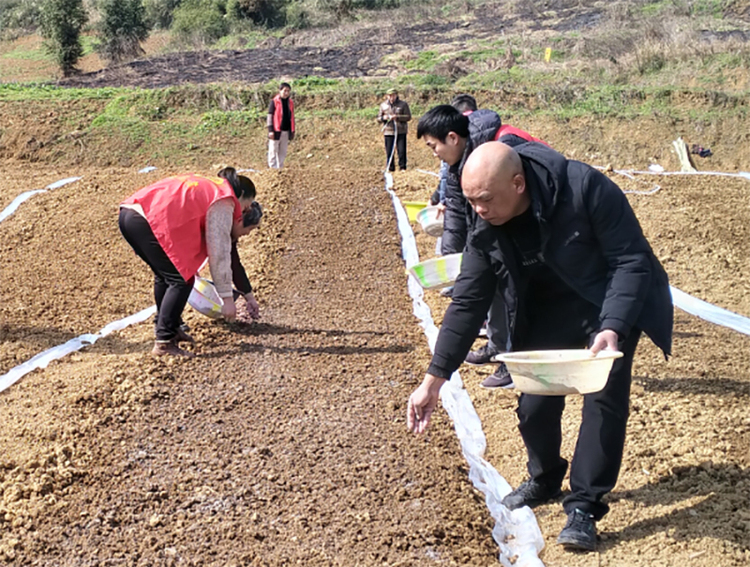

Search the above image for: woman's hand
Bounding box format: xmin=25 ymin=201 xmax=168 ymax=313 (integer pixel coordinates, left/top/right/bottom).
xmin=221 ymin=297 xmax=237 ymax=321
xmin=268 ymin=132 xmax=274 ymax=139
xmin=244 ymin=292 xmax=261 ymax=320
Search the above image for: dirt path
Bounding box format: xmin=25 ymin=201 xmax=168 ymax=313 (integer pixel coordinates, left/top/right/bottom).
xmin=0 ymin=166 xmax=499 ymax=566
xmin=1 ymin=119 xmax=750 ymax=565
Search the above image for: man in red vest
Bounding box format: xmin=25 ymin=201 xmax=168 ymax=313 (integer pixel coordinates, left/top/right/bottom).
xmin=267 ymin=82 xmax=295 ymax=169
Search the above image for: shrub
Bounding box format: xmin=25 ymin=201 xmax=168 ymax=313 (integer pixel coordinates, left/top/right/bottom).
xmin=143 ymin=0 xmax=182 ymax=29
xmin=40 ymin=0 xmax=88 ymax=76
xmin=171 ymin=0 xmax=228 ymax=46
xmin=354 ymin=0 xmax=401 ymax=7
xmin=0 ymin=0 xmax=44 ymax=36
xmin=283 ymin=0 xmax=402 ymax=29
xmin=226 ymin=0 xmax=287 ymax=27
xmin=97 ymin=0 xmax=150 ymax=63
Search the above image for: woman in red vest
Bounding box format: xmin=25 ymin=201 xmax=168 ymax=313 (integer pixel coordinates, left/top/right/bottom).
xmin=119 ymin=167 xmax=259 ymax=357
xmin=267 ymin=82 xmax=295 ymax=169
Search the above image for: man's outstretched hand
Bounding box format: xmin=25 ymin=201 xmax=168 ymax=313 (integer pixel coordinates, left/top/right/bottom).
xmin=407 ymin=374 xmax=447 ymax=434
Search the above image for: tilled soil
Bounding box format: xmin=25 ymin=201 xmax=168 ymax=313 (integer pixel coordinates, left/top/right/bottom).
xmin=1 ymin=136 xmax=750 ymax=567
xmin=0 ymin=165 xmax=499 ymax=566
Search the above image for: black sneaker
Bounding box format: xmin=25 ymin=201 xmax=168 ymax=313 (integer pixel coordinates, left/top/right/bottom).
xmin=480 ymin=364 xmax=514 ymax=389
xmin=501 ymin=479 xmax=562 ymax=510
xmin=557 ymin=509 xmax=597 ymax=551
xmin=465 ymin=344 xmax=502 ymax=366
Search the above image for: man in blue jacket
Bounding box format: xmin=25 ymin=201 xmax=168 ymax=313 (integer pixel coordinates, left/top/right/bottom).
xmin=406 ymin=141 xmax=673 ymax=551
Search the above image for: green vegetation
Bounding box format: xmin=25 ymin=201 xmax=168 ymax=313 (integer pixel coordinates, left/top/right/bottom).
xmin=195 ymin=108 xmax=264 ymax=135
xmin=1 ymin=43 xmax=51 ymax=61
xmin=171 ymin=0 xmax=228 ymax=46
xmin=96 ymin=0 xmax=150 ymax=63
xmin=2 ymin=0 xmax=750 ymax=129
xmin=39 ymin=0 xmax=87 ymax=75
xmin=404 ymin=50 xmax=441 ymax=72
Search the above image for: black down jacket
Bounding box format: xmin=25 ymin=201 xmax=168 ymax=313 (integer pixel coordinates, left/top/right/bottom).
xmin=428 ymin=142 xmax=673 ymax=379
xmin=440 ymin=109 xmax=502 ymax=255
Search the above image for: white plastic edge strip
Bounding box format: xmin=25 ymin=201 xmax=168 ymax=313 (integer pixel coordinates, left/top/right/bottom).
xmin=0 ymin=305 xmax=156 ymax=394
xmin=384 ymin=172 xmax=545 ymax=567
xmin=416 ymin=169 xmax=441 ymax=178
xmin=671 ymin=286 xmax=750 ymax=336
xmin=0 ymin=177 xmax=82 ymax=224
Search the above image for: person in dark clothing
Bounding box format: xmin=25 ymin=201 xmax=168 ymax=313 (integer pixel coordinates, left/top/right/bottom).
xmin=418 ymin=104 xmax=502 ymax=257
xmin=417 ymin=104 xmax=535 ymax=388
xmin=378 ymin=88 xmax=412 ymax=171
xmin=267 ymin=82 xmax=295 ymax=169
xmin=407 ymin=141 xmax=673 ymax=552
xmin=429 ymin=94 xmax=479 ymax=209
xmin=229 ymin=200 xmax=263 ymax=319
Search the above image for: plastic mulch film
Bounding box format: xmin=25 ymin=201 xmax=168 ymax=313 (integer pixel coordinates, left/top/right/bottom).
xmin=384 ymin=171 xmax=546 ymax=567
xmin=0 ymin=306 xmax=156 ymax=394
xmin=671 ymin=286 xmax=750 ymax=337
xmin=0 ymin=177 xmax=82 ymax=224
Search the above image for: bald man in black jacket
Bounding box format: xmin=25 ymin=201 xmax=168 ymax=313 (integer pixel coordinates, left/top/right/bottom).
xmin=407 ymin=141 xmax=673 ymax=552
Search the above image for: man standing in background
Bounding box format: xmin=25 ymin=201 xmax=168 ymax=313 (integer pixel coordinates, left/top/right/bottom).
xmin=378 ymin=88 xmax=411 ymax=171
xmin=267 ymin=82 xmax=295 ymax=169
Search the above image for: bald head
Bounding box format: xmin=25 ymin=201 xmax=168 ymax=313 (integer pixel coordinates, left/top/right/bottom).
xmin=462 ymin=142 xmax=530 ymax=225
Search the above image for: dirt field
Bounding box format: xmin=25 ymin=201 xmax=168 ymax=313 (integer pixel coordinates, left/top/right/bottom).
xmin=1 ymin=97 xmax=750 ymax=567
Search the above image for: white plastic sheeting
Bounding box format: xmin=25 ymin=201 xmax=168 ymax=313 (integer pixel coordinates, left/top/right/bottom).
xmin=0 ymin=177 xmax=82 ymax=223
xmin=671 ymin=287 xmax=750 ymax=336
xmin=0 ymin=306 xmax=156 ymax=394
xmin=596 ymin=165 xmax=750 ymax=181
xmin=384 ymin=171 xmax=546 ymax=567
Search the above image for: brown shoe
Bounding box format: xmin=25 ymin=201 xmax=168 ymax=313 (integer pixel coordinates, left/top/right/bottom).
xmin=175 ymin=327 xmax=195 ymax=343
xmin=152 ymin=340 xmax=195 ymax=358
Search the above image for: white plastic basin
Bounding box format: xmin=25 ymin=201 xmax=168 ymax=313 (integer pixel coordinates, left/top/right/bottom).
xmin=187 ymin=276 xmax=224 ymax=319
xmin=407 ymin=253 xmax=462 ymax=290
xmin=497 ymin=349 xmax=624 ymax=396
xmin=416 ymin=205 xmax=443 ymax=237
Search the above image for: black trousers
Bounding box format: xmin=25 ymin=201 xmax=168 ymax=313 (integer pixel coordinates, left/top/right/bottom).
xmin=384 ymin=133 xmax=407 ymax=171
xmin=119 ymin=208 xmax=194 ymax=342
xmin=514 ymin=294 xmax=642 ymax=520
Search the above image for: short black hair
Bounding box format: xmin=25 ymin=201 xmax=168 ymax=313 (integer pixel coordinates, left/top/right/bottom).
xmin=450 ymin=93 xmax=477 ymax=113
xmin=280 ymin=82 xmax=291 ymax=90
xmin=417 ymin=105 xmax=470 ymax=141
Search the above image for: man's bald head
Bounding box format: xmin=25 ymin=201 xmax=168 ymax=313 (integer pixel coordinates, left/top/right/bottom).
xmin=462 ymin=142 xmax=530 ymax=225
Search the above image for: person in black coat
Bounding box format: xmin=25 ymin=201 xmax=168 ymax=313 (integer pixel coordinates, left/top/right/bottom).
xmin=418 ymin=104 xmax=502 ymax=258
xmin=406 ymin=141 xmax=673 ymax=552
xmin=417 ymin=104 xmax=539 ymax=388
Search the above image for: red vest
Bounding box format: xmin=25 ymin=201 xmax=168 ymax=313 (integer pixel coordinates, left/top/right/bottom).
xmin=122 ymin=175 xmax=241 ymax=280
xmin=272 ymin=94 xmax=295 ymax=133
xmin=494 ymin=124 xmax=548 ymax=146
